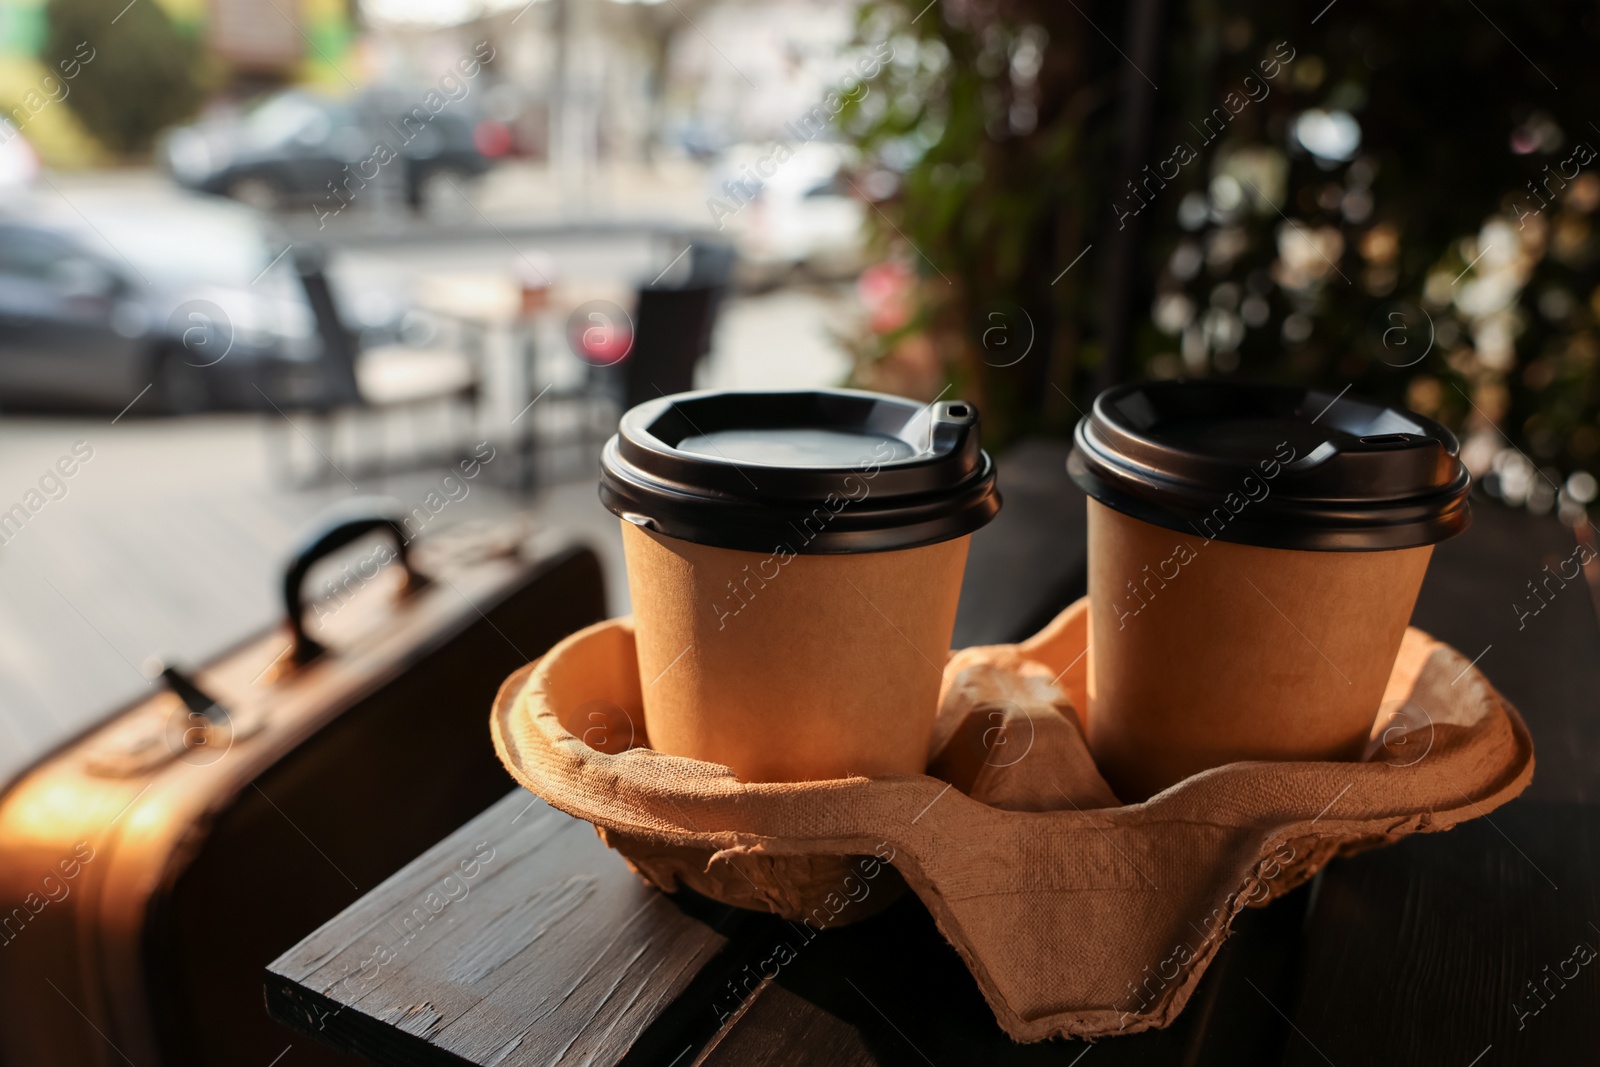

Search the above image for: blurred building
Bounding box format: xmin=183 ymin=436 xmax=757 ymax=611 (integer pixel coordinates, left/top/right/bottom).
xmin=209 ymin=0 xmax=354 ymax=85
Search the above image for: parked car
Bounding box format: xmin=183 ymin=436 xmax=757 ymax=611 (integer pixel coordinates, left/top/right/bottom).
xmin=709 ymin=141 xmax=868 ymax=286
xmin=162 ymin=90 xmax=502 ymax=216
xmin=0 ymin=193 xmax=327 ymax=415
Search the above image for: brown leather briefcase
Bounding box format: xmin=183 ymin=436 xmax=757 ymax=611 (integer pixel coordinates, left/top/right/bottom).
xmin=0 ymin=501 xmax=607 ymax=1066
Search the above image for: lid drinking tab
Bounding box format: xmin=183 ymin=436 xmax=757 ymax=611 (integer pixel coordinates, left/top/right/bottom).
xmin=600 ymin=388 xmax=1002 ymax=554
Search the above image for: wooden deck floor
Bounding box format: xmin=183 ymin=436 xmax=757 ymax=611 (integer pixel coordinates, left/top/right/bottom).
xmin=0 ymin=412 xmax=630 ymax=787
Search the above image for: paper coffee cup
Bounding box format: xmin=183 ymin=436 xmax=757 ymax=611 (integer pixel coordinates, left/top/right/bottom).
xmin=600 ymin=389 xmax=1001 ymax=782
xmin=1069 ymin=381 xmax=1471 ymax=801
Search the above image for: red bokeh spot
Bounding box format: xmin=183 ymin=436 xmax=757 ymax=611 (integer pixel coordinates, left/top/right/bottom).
xmin=574 ymin=325 xmax=634 ymax=366
xmin=474 ymin=121 xmax=513 ymax=158
xmin=857 ymin=260 xmax=916 ymax=334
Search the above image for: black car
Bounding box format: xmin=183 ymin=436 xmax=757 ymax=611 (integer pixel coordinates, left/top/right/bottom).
xmin=162 ymin=90 xmax=500 ymax=216
xmin=0 ymin=193 xmax=327 ymax=415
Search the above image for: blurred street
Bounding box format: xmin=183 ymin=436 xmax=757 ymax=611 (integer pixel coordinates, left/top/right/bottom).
xmin=0 ymin=200 xmax=854 ymax=782
xmin=3 ymin=0 xmax=1594 ymax=815
xmin=0 ymin=0 xmax=896 ymax=788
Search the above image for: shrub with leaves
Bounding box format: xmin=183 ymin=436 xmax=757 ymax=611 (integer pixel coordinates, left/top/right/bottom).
xmin=44 ymin=0 xmax=203 ymax=157
xmin=841 ymin=0 xmax=1600 ymax=519
xmin=839 ymin=1 xmax=1122 ymax=445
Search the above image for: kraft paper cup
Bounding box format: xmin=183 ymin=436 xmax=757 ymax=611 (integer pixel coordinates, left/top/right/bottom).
xmin=622 ymin=523 xmax=968 ymax=781
xmin=1086 ymin=500 xmax=1434 ymax=799
xmin=1070 ymin=380 xmax=1471 ymax=801
xmin=600 ymin=389 xmax=1000 ymax=783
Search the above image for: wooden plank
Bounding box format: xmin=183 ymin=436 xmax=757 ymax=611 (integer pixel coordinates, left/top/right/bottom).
xmin=1273 ymin=500 xmax=1600 ymax=1064
xmin=694 ymin=982 xmax=876 ymax=1067
xmin=1282 ymin=804 xmax=1600 ymax=1066
xmin=266 ymin=791 xmax=753 ymax=1066
xmin=688 ymin=871 xmax=1312 ymax=1067
xmin=1406 ymin=503 xmax=1600 ymax=803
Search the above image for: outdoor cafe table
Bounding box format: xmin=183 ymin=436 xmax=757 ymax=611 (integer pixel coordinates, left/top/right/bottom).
xmin=265 ymin=439 xmax=1600 ymax=1066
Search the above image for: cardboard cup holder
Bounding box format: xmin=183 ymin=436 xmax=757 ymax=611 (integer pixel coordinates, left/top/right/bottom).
xmin=491 ymin=598 xmax=1533 ymax=1041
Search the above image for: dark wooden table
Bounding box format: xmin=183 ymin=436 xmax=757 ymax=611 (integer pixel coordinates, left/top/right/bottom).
xmin=266 ymin=439 xmax=1600 ymax=1066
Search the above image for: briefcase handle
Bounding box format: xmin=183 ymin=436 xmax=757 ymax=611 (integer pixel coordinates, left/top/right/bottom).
xmin=284 ymin=497 xmax=428 ymax=664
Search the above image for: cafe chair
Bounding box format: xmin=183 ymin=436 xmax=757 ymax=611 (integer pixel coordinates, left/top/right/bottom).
xmin=273 ymin=249 xmax=482 ymax=485
xmin=529 ymin=242 xmax=734 ymax=482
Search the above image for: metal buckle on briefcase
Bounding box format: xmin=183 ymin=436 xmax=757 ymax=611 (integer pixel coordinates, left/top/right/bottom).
xmin=81 ymin=664 xmax=264 ymax=777
xmin=82 ymin=498 xmax=429 ymax=776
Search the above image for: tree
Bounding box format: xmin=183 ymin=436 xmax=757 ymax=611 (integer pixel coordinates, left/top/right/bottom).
xmin=841 ymin=0 xmax=1118 ymax=445
xmin=842 ymin=0 xmax=1600 ymax=520
xmin=44 ymin=0 xmax=203 ymax=157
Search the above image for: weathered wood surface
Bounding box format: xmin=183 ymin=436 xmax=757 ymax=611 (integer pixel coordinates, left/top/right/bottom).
xmin=1277 ymin=500 xmax=1600 ymax=1067
xmin=266 ymin=790 xmax=755 ymax=1066
xmin=267 ymin=442 xmax=1600 ymax=1066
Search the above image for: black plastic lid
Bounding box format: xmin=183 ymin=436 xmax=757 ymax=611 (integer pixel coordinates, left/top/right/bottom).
xmin=599 ymin=388 xmax=1001 ymax=554
xmin=1068 ymin=380 xmax=1471 ymax=551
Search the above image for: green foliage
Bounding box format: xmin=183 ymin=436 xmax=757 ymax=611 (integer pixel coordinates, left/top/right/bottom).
xmin=841 ymin=0 xmax=1600 ymax=513
xmin=839 ymin=2 xmax=1118 ymax=445
xmin=44 ymin=0 xmax=203 ymax=157
xmin=1143 ymin=0 xmax=1600 ymax=512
